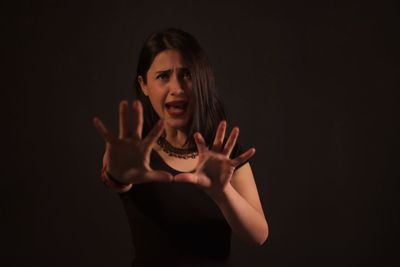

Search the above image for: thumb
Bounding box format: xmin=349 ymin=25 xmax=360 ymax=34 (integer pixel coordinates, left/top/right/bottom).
xmin=123 ymin=169 xmax=141 ymax=182
xmin=174 ymin=173 xmax=198 ymax=184
xmin=147 ymin=170 xmax=174 ymax=183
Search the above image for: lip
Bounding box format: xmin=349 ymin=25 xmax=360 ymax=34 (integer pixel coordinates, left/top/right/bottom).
xmin=165 ymin=100 xmax=189 ymax=117
xmin=165 ymin=100 xmax=188 ymax=108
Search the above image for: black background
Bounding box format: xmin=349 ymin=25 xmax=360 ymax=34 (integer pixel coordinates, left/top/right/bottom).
xmin=4 ymin=0 xmax=399 ymax=266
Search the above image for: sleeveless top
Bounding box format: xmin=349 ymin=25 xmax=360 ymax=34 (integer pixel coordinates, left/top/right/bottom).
xmin=119 ymin=143 xmax=247 ymax=267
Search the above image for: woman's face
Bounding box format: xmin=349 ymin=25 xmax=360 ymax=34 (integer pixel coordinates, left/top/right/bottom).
xmin=139 ymin=49 xmax=193 ymax=130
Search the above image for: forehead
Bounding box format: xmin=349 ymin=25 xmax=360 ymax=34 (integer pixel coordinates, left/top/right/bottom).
xmin=149 ymin=49 xmax=186 ymax=71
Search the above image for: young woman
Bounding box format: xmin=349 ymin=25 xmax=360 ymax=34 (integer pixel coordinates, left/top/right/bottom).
xmin=93 ymin=28 xmax=268 ymax=266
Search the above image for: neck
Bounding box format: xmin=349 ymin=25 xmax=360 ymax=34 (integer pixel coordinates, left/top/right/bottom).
xmin=164 ymin=125 xmax=189 ymax=148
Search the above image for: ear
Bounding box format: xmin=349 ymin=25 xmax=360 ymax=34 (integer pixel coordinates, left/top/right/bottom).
xmin=138 ymin=76 xmax=148 ymax=96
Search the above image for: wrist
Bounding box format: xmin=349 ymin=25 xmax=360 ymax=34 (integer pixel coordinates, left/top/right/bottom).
xmin=101 ymin=164 xmax=132 ymax=192
xmin=208 ymin=183 xmax=233 ymax=204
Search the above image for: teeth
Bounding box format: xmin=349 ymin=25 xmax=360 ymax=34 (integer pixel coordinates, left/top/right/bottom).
xmin=166 ymin=103 xmax=187 ymax=109
xmin=170 ymin=105 xmax=184 ymax=109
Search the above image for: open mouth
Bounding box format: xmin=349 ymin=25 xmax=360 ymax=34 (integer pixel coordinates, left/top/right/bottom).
xmin=165 ymin=100 xmax=189 ymax=116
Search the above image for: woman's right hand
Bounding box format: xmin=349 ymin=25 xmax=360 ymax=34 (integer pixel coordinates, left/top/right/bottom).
xmin=93 ymin=100 xmax=173 ymax=185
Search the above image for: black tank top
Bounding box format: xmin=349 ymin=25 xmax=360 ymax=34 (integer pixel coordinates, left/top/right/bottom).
xmin=119 ymin=143 xmax=247 ymax=266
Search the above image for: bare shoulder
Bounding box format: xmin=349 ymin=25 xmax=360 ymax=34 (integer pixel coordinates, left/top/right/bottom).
xmin=230 ymin=163 xmax=265 ymax=217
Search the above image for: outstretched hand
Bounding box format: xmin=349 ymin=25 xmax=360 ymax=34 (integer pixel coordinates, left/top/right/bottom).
xmin=93 ymin=100 xmax=173 ymax=185
xmin=173 ymin=121 xmax=256 ymax=198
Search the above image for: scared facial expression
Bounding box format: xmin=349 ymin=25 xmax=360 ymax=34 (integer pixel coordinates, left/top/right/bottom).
xmin=139 ymin=49 xmax=193 ymax=130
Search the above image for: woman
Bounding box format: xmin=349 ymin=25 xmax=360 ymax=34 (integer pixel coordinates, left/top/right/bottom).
xmin=93 ymin=28 xmax=268 ymax=266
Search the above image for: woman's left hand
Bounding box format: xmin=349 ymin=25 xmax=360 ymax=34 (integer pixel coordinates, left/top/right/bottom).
xmin=174 ymin=121 xmax=256 ymax=199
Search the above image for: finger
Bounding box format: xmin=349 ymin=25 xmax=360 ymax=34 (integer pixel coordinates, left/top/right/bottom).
xmin=93 ymin=117 xmax=117 ymax=143
xmin=174 ymin=173 xmax=198 ymax=184
xmin=142 ymin=119 xmax=165 ymax=154
xmin=123 ymin=169 xmax=173 ymax=184
xmin=222 ymin=127 xmax=239 ymax=157
xmin=132 ymin=100 xmax=143 ymax=140
xmin=211 ymin=120 xmax=226 ymax=152
xmin=194 ymin=132 xmax=208 ymax=155
xmin=118 ymin=100 xmax=129 ymax=139
xmin=146 ymin=170 xmax=174 ymax=183
xmin=231 ymin=148 xmax=256 ymax=167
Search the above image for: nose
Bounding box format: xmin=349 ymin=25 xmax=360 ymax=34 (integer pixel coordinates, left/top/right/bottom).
xmin=169 ymin=72 xmax=184 ymax=96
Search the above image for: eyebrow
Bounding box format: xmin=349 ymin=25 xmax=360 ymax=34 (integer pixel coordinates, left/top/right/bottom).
xmin=155 ymin=67 xmax=189 ymax=74
xmin=155 ymin=69 xmax=171 ymax=74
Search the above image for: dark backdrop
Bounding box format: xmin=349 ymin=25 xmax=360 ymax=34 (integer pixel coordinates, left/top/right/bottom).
xmin=4 ymin=0 xmax=399 ymax=266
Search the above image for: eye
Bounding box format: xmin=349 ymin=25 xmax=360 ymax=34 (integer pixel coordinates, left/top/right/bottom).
xmin=182 ymin=71 xmax=191 ymax=79
xmin=156 ymin=73 xmax=169 ymax=80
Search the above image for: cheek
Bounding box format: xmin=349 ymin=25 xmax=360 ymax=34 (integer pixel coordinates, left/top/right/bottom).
xmin=147 ymin=87 xmax=167 ymax=113
xmin=185 ymin=79 xmax=193 ymax=90
xmin=186 ymin=83 xmax=194 ymax=98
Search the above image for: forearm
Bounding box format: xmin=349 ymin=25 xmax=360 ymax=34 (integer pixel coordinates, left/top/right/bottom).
xmin=211 ymin=183 xmax=268 ymax=246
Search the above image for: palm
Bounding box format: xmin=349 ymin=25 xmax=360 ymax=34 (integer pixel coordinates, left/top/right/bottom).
xmin=94 ymin=100 xmax=173 ymax=185
xmin=174 ymin=121 xmax=255 ymax=197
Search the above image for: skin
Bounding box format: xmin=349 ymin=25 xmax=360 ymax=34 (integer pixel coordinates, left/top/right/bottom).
xmin=138 ymin=49 xmax=198 ymax=171
xmin=93 ymin=49 xmax=269 ymax=246
xmin=139 ymin=49 xmax=193 ymax=146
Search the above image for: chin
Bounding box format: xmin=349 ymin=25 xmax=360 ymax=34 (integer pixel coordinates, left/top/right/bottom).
xmin=165 ymin=118 xmax=190 ymax=130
